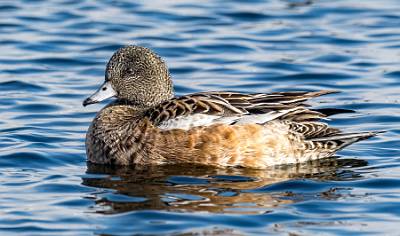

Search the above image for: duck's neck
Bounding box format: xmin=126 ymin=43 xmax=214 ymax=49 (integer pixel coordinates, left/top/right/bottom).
xmin=112 ymin=96 xmax=171 ymax=110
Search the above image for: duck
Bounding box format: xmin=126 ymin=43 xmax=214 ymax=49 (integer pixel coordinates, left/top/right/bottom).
xmin=82 ymin=45 xmax=380 ymax=169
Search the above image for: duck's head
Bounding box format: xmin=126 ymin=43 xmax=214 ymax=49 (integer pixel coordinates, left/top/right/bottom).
xmin=83 ymin=45 xmax=174 ymax=108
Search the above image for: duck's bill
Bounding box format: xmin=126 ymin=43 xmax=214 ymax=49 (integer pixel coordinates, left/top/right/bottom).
xmin=83 ymin=81 xmax=117 ymax=107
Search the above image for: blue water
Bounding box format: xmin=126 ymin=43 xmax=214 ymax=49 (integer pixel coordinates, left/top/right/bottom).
xmin=1 ymin=0 xmax=399 ymax=235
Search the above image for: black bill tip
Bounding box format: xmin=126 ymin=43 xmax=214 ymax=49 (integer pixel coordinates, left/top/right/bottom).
xmin=83 ymin=97 xmax=97 ymax=107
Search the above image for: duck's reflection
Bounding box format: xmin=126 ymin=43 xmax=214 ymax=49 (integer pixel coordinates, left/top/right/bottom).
xmin=82 ymin=158 xmax=367 ymax=214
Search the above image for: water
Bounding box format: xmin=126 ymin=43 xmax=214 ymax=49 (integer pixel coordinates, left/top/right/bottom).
xmin=0 ymin=0 xmax=399 ymax=235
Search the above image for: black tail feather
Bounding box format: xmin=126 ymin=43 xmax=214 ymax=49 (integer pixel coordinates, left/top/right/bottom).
xmin=313 ymin=108 xmax=355 ymax=117
xmin=308 ymin=131 xmax=385 ymax=142
xmin=307 ymin=131 xmax=385 ymax=151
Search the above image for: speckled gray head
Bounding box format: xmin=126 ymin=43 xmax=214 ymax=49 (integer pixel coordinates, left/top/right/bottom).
xmin=83 ymin=45 xmax=174 ymax=107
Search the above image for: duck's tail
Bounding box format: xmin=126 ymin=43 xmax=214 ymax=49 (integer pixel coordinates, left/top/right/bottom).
xmin=307 ymin=130 xmax=385 ymax=151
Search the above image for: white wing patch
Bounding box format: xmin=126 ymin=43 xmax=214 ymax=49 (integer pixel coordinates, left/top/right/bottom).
xmin=158 ymin=114 xmax=237 ymax=130
xmin=157 ymin=108 xmax=299 ymax=131
xmin=235 ymin=107 xmax=298 ymax=125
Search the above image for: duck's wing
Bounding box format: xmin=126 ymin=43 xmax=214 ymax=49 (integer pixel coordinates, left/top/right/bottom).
xmin=145 ymin=90 xmax=339 ymax=130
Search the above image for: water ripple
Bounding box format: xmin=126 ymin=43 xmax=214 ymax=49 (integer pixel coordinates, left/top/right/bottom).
xmin=0 ymin=0 xmax=399 ymax=235
xmin=0 ymin=81 xmax=46 ymax=92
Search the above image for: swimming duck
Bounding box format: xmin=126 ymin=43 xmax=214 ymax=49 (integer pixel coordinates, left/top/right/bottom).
xmin=83 ymin=45 xmax=380 ymax=168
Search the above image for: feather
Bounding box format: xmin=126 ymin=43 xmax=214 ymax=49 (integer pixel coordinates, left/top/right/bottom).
xmin=146 ymin=90 xmax=337 ymax=130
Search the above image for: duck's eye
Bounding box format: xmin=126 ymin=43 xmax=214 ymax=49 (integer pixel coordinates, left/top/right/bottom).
xmin=102 ymin=87 xmax=107 ymax=91
xmin=126 ymin=68 xmax=134 ymax=74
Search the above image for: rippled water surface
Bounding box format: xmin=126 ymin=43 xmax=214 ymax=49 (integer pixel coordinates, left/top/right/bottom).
xmin=1 ymin=0 xmax=400 ymax=235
